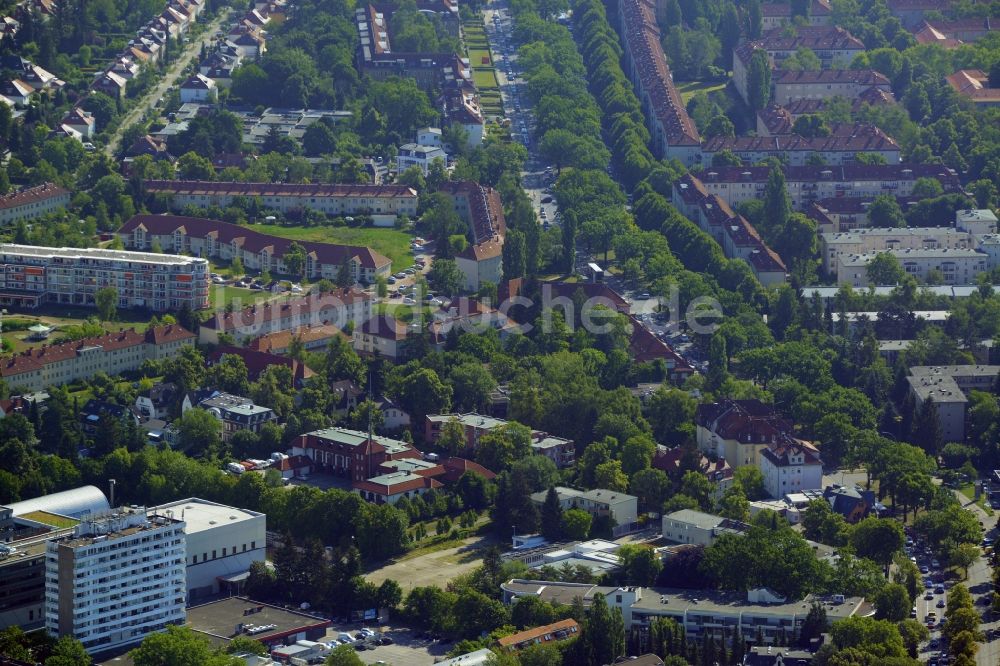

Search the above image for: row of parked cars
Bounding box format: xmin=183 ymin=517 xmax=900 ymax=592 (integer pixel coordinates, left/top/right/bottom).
xmin=324 ymin=628 xmax=394 ymax=652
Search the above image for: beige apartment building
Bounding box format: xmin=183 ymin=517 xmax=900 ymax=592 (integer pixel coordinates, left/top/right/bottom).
xmin=820 ymin=227 xmax=976 ymax=275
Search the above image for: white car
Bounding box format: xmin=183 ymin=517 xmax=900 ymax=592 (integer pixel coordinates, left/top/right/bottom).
xmin=403 ymin=297 xmax=416 ymax=305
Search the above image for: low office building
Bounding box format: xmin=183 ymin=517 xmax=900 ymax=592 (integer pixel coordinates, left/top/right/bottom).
xmin=501 ymin=579 xmax=873 ymax=644
xmin=188 ymin=392 xmax=277 ymax=443
xmin=141 ymin=180 xmax=418 ymax=224
xmin=907 ymin=365 xmax=1000 ymax=442
xmin=760 ymin=440 xmax=823 ymax=499
xmin=186 ymin=597 xmax=330 ymax=649
xmin=353 ymin=471 xmax=442 ymax=504
xmin=0 ymin=325 xmax=195 ymax=393
xmin=701 ymin=128 xmax=901 ymax=168
xmin=837 ymin=248 xmax=988 ymax=287
xmin=0 ymin=244 xmax=210 ymax=311
xmin=199 ymin=289 xmax=372 ymax=345
xmin=152 ymin=498 xmax=266 ymax=603
xmin=0 ymin=183 xmax=71 ymax=225
xmin=529 ymin=487 xmax=638 ymax=529
xmin=45 ymin=507 xmax=187 ymax=654
xmin=396 ymin=142 xmax=446 ymax=175
xmin=661 ymin=509 xmax=749 ymax=546
xmin=119 ymin=215 xmax=392 ymax=285
xmin=291 ymin=426 xmax=419 ymax=482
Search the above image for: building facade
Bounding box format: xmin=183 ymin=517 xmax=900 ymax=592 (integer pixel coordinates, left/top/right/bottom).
xmin=772 ymin=69 xmax=891 ymax=105
xmin=529 ymin=487 xmax=638 ymax=527
xmin=188 ymin=392 xmax=277 ymax=443
xmin=701 ymin=128 xmax=901 ymax=168
xmin=0 ymin=244 xmax=209 ymax=312
xmin=0 ymin=325 xmax=195 ymax=393
xmin=118 ymin=215 xmax=392 ymax=285
xmin=661 ymin=509 xmax=749 ymax=546
xmin=759 ymin=441 xmax=823 ymax=499
xmin=907 ymin=365 xmax=1000 ymax=442
xmin=0 ymin=184 xmax=71 ymax=225
xmin=44 ymin=507 xmax=186 ymax=654
xmin=396 ymin=143 xmax=446 ymax=175
xmin=820 ymin=227 xmax=976 ymax=276
xmin=838 ymin=248 xmax=988 ymax=287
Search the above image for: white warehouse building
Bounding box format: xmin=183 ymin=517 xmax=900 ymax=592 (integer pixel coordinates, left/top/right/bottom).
xmin=153 ymin=498 xmax=266 ymax=603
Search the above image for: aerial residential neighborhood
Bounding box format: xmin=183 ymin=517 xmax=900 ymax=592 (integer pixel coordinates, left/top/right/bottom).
xmin=0 ymin=0 xmax=998 ymax=663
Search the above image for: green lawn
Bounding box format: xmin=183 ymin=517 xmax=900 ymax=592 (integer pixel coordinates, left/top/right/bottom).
xmin=377 ymin=302 xmax=434 ymax=323
xmin=473 ymin=69 xmax=500 ymax=90
xmin=676 ymin=79 xmax=729 ymax=104
xmin=469 ymin=48 xmax=493 ymax=67
xmin=208 ymin=284 xmax=263 ymax=312
xmin=251 ymin=224 xmax=414 ymax=270
xmin=958 ymin=482 xmax=995 ymax=516
xmin=20 ymin=511 xmax=79 ymax=529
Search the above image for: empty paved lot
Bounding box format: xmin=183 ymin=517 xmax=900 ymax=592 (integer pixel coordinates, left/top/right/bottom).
xmin=365 ymin=534 xmax=496 ymax=593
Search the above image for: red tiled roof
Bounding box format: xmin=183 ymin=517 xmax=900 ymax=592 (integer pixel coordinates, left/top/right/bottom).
xmin=207 ymin=345 xmax=316 ymax=384
xmin=277 ymin=454 xmax=313 ymax=471
xmin=497 ymin=619 xmax=580 ymax=649
xmin=0 ymin=325 xmax=194 ymax=379
xmin=760 ymin=439 xmax=822 ymax=467
xmin=703 ymin=126 xmax=900 ymax=154
xmin=695 ymin=399 xmax=794 ymax=443
xmin=437 ymin=181 xmax=506 ymax=245
xmin=628 ymin=315 xmax=694 ymax=369
xmin=653 ymin=447 xmax=734 ymax=481
xmin=759 ymin=25 xmax=865 ymax=50
xmin=142 ymin=180 xmax=415 ymax=200
xmin=619 ymin=0 xmax=700 ymax=146
xmin=120 ymin=214 xmax=391 ymax=270
xmin=353 ymin=475 xmax=442 ymax=495
xmin=0 ymin=183 xmax=69 ymax=211
xmin=442 ymin=456 xmax=496 ymax=482
xmin=696 ymin=163 xmax=961 ymax=188
xmin=773 ymin=69 xmax=889 ymax=86
xmin=761 ymin=0 xmax=831 ymax=17
xmin=247 ymin=324 xmax=348 ymax=353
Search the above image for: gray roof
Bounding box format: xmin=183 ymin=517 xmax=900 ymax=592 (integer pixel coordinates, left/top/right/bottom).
xmin=4 ymin=485 xmax=109 ymax=519
xmin=663 ymin=509 xmax=727 ymax=530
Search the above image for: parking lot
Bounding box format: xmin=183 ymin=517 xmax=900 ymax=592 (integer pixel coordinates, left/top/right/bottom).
xmin=319 ymin=626 xmax=453 ymax=665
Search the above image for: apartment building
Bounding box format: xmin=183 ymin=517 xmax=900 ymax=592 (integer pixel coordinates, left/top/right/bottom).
xmin=353 ymin=314 xmax=410 ymax=360
xmin=946 ymin=69 xmax=1000 ymax=108
xmin=0 ymin=183 xmax=71 ymax=225
xmin=756 ymin=88 xmax=897 ymax=135
xmin=497 ymin=619 xmax=580 ymax=653
xmin=617 ymin=0 xmax=701 ymax=167
xmin=528 ymin=487 xmax=638 ymax=527
xmin=671 ymin=174 xmax=787 ymax=286
xmin=437 ymin=181 xmax=506 ymax=291
xmin=695 ymin=399 xmax=798 ymax=469
xmin=0 ymin=244 xmax=210 ymax=312
xmin=661 ymin=509 xmax=749 ymax=546
xmin=820 ymin=226 xmax=976 ymax=275
xmin=440 ymin=86 xmax=485 ymax=147
xmin=118 ymin=215 xmax=392 ymax=285
xmin=424 ymin=413 xmax=577 ymax=468
xmin=187 ymin=392 xmax=277 ymax=443
xmin=396 ymin=143 xmax=447 ymax=175
xmin=772 ymin=69 xmax=891 ymax=105
xmin=200 ymin=288 xmax=372 ymax=345
xmin=761 ymin=0 xmax=831 ymax=28
xmin=913 ymin=17 xmax=997 ymax=47
xmin=355 ymin=4 xmax=470 ymax=90
xmin=501 ymin=580 xmax=873 ymax=645
xmin=44 ymin=507 xmax=187 ymax=654
xmin=142 ymin=181 xmax=418 ymax=224
xmin=701 ymin=127 xmax=901 ymax=168
xmin=693 ymin=164 xmax=962 ymax=211
xmin=760 ymin=440 xmax=823 ymax=499
xmin=151 ymin=498 xmax=266 ymax=603
xmin=837 ymin=248 xmax=988 ymax=287
xmin=0 ymin=325 xmax=195 ymax=393
xmin=907 ymin=365 xmax=1000 ymax=442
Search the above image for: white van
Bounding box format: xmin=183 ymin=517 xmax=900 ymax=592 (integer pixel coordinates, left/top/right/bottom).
xmin=337 ymin=633 xmax=355 ymax=643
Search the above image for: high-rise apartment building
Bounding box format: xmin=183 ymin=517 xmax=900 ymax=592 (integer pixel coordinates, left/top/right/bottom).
xmin=44 ymin=507 xmax=186 ymax=654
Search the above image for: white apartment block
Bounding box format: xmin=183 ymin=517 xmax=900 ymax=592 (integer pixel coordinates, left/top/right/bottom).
xmin=151 ymin=498 xmax=266 ymax=603
xmin=661 ymin=509 xmax=748 ymax=547
xmin=696 ymin=164 xmax=963 ymax=211
xmin=143 ymin=181 xmax=418 ymax=226
xmin=759 ymin=441 xmax=823 ymax=499
xmin=907 ymin=365 xmax=1000 ymax=442
xmin=838 ymin=248 xmax=988 ymax=287
xmin=396 ymin=143 xmax=446 ymax=176
xmin=529 ymin=487 xmax=638 ymax=527
xmin=820 ymin=227 xmax=976 ymax=275
xmin=0 ymin=183 xmax=71 ymax=225
xmin=0 ymin=244 xmax=210 ymax=312
xmin=44 ymin=507 xmax=186 ymax=654
xmin=0 ymin=325 xmax=195 ymax=393
xmin=118 ymin=215 xmax=392 ymax=286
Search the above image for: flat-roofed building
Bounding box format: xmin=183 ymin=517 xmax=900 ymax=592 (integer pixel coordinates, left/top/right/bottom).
xmin=661 ymin=509 xmax=749 ymax=546
xmin=396 ymin=142 xmax=446 ymax=175
xmin=0 ymin=244 xmax=209 ymax=311
xmin=820 ymin=227 xmax=976 ymax=275
xmin=152 ymin=498 xmax=266 ymax=603
xmin=907 ymin=365 xmax=1000 ymax=442
xmin=119 ymin=215 xmax=392 ymax=285
xmin=186 ymin=596 xmax=330 ymax=649
xmin=45 ymin=507 xmax=186 ymax=653
xmin=837 ymin=248 xmax=988 ymax=287
xmin=0 ymin=183 xmax=71 ymax=225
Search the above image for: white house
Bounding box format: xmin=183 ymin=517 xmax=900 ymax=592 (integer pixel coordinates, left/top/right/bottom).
xmin=759 ymin=441 xmax=823 ymax=499
xmin=416 ymin=127 xmax=443 ymax=148
xmin=179 ymin=73 xmax=217 ymax=103
xmin=396 ymin=143 xmax=446 ymax=176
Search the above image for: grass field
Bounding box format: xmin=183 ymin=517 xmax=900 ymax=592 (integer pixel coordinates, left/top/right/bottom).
xmin=20 ymin=511 xmax=79 ymax=528
xmin=251 ymin=224 xmax=414 ymax=270
xmin=468 ymin=48 xmax=492 ymax=66
xmin=473 ymin=68 xmax=500 ymax=90
xmin=676 ymin=79 xmax=729 ymax=104
xmin=958 ymin=482 xmax=995 ymax=516
xmin=208 ymin=284 xmax=263 ymax=311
